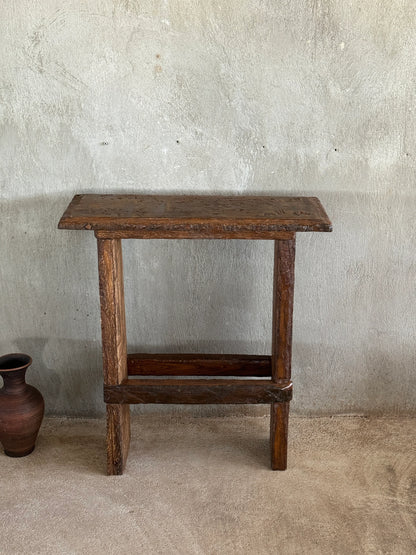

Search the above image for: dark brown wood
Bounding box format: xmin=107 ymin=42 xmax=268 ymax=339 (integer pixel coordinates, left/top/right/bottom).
xmin=104 ymin=379 xmax=292 ymax=404
xmin=97 ymin=238 xmax=130 ymax=475
xmin=97 ymin=239 xmax=128 ymax=386
xmin=59 ymin=194 xmax=332 ymax=473
xmin=127 ymin=354 xmax=272 ymax=376
xmin=58 ymin=194 xmax=332 ymax=238
xmin=106 ymin=404 xmax=131 ymax=476
xmin=271 ymin=238 xmax=296 ymax=381
xmin=95 ymin=230 xmax=296 ymax=240
xmin=270 ymin=402 xmax=289 ymax=470
xmin=270 ymin=238 xmax=296 ymax=470
xmin=0 ymin=354 xmax=44 ymax=457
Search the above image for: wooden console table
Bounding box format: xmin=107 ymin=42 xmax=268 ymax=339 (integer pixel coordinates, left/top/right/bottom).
xmin=59 ymin=194 xmax=331 ymax=475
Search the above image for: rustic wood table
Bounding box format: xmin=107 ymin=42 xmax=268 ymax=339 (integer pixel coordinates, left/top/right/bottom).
xmin=59 ymin=194 xmax=331 ymax=475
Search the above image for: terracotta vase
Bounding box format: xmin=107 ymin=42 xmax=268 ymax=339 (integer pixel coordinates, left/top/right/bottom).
xmin=0 ymin=353 xmax=44 ymax=457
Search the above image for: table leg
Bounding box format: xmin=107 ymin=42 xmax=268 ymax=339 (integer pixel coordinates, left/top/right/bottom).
xmin=270 ymin=401 xmax=289 ymax=470
xmin=97 ymin=238 xmax=130 ymax=475
xmin=270 ymin=237 xmax=295 ymax=470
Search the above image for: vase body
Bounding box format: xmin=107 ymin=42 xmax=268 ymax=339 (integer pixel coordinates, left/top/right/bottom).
xmin=0 ymin=353 xmax=44 ymax=457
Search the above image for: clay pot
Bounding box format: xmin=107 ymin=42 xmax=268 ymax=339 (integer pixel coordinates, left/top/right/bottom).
xmin=0 ymin=353 xmax=44 ymax=457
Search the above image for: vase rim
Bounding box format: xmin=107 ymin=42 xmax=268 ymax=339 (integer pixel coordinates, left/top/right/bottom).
xmin=0 ymin=353 xmax=32 ymax=372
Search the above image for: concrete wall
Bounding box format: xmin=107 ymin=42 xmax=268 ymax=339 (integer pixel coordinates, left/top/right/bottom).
xmin=1 ymin=1 xmax=415 ymax=416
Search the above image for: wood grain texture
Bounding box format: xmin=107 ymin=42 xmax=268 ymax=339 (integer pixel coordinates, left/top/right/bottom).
xmin=270 ymin=402 xmax=290 ymax=470
xmin=59 ymin=196 xmax=328 ymax=472
xmin=271 ymin=238 xmax=296 ymax=381
xmin=58 ymin=194 xmax=332 ymax=238
xmin=106 ymin=404 xmax=130 ymax=476
xmin=104 ymin=379 xmax=293 ymax=404
xmin=270 ymin=239 xmax=296 ymax=470
xmin=127 ymin=353 xmax=272 ymax=376
xmin=97 ymin=239 xmax=128 ymax=386
xmin=97 ymin=238 xmax=130 ymax=475
xmin=94 ymin=229 xmax=296 ymax=240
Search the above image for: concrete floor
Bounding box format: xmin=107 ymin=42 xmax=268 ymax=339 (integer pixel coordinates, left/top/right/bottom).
xmin=0 ymin=415 xmax=415 ymax=554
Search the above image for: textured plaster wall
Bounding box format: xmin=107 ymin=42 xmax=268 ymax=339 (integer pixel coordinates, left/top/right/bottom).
xmin=1 ymin=1 xmax=415 ymax=416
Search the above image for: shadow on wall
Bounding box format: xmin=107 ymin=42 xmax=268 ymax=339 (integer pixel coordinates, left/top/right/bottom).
xmin=292 ymin=340 xmax=416 ymax=417
xmin=292 ymin=188 xmax=416 ymax=416
xmin=1 ymin=194 xmax=104 ymax=416
xmin=0 ymin=191 xmax=274 ymax=417
xmin=1 ymin=189 xmax=414 ymax=417
xmin=13 ymin=336 xmax=102 ymax=416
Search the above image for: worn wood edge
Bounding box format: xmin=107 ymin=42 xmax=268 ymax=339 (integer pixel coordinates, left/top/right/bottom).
xmin=127 ymin=354 xmax=272 ymax=376
xmin=93 ymin=229 xmax=302 ymax=239
xmin=57 ymin=194 xmax=84 ymax=229
xmin=104 ymin=379 xmax=293 ymax=404
xmin=89 ymin=219 xmax=329 ymax=230
xmin=58 ymin=194 xmax=332 ymax=233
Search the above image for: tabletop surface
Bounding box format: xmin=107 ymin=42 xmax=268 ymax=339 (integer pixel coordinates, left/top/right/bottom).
xmin=58 ymin=194 xmax=332 ymax=236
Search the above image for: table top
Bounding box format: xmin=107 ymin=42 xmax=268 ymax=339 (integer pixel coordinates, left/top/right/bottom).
xmin=58 ymin=194 xmax=332 ymax=239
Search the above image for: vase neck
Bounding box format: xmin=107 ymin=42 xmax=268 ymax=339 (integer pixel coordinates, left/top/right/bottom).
xmin=1 ymin=368 xmax=28 ymax=393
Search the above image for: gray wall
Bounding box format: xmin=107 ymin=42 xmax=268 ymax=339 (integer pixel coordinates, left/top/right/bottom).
xmin=1 ymin=1 xmax=415 ymax=416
